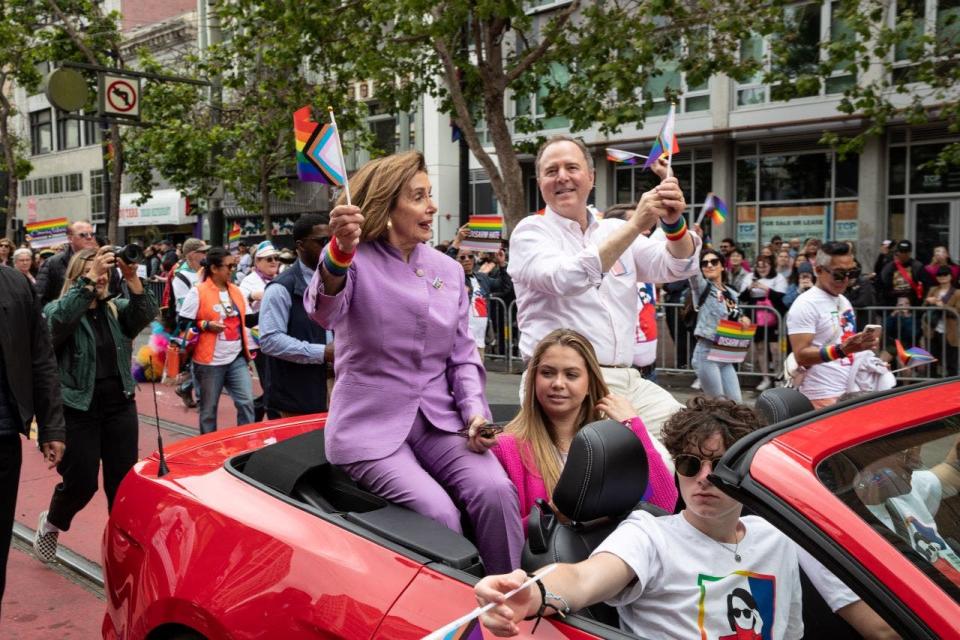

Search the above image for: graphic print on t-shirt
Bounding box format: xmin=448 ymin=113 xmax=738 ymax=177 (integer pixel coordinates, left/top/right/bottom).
xmin=833 ymin=305 xmax=857 ymax=365
xmin=697 ymin=571 xmax=776 ymax=640
xmin=636 ymin=283 xmax=657 ymax=343
xmin=905 ymin=516 xmax=960 ymax=586
xmin=214 ymin=291 xmax=241 ymax=341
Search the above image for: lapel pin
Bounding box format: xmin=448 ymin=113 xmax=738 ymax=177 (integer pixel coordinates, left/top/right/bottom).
xmin=432 ymin=277 xmax=444 ymax=289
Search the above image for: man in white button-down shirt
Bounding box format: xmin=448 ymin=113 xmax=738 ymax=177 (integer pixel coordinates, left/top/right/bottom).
xmin=509 ymin=136 xmax=701 ymax=455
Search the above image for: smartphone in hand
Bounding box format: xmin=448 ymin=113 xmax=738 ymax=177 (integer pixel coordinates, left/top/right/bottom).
xmin=863 ymin=324 xmax=882 ymax=338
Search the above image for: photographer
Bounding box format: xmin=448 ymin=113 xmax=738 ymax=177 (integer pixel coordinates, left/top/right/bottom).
xmin=32 ymin=247 xmax=158 ymax=563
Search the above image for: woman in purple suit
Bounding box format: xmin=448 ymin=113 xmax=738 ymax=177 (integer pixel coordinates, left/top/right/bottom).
xmin=305 ymin=151 xmax=522 ymax=573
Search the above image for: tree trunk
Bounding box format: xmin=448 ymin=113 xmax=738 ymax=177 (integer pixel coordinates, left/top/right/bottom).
xmin=260 ymin=164 xmax=272 ymax=240
xmin=0 ymin=102 xmax=18 ymax=241
xmin=108 ymin=122 xmax=122 ymax=243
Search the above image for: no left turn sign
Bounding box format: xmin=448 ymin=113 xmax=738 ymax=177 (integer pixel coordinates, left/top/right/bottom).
xmin=101 ymin=74 xmax=141 ymax=118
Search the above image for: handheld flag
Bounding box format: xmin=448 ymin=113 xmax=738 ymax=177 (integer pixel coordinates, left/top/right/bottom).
xmin=294 ymin=106 xmax=347 ymax=189
xmin=228 ymin=223 xmax=241 ymax=252
xmin=461 ymin=215 xmax=503 ymax=252
xmin=643 ymin=103 xmax=679 ymax=170
xmin=421 ymin=565 xmax=559 ymax=640
xmin=697 ymin=193 xmax=729 ymax=226
xmin=895 ymin=339 xmax=937 ymax=369
xmin=605 ymin=148 xmax=648 ymax=165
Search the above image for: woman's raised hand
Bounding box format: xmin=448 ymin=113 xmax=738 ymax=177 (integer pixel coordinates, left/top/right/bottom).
xmin=330 ymin=204 xmax=364 ymax=254
xmin=596 ymin=393 xmax=637 ymax=423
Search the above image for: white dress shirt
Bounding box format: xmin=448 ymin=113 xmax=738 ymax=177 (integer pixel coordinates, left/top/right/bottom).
xmin=509 ymin=207 xmax=701 ymax=366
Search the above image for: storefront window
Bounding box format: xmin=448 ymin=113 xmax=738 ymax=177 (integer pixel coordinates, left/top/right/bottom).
xmin=759 ymin=153 xmax=831 ymax=201
xmin=889 ymin=147 xmax=907 ymax=195
xmin=612 ymin=150 xmax=712 ymax=216
xmin=909 ymin=143 xmax=960 ymax=194
xmin=888 ymin=198 xmax=906 ymax=244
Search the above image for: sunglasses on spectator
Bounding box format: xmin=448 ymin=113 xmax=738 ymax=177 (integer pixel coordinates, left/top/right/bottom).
xmin=820 ymin=266 xmax=860 ymax=282
xmin=674 ymin=453 xmax=724 ymax=477
xmin=258 ymin=256 xmax=279 ymax=263
xmin=458 ymin=255 xmax=475 ymax=261
xmin=75 ymin=232 xmax=95 ymax=239
xmin=700 ymin=258 xmax=722 ymax=268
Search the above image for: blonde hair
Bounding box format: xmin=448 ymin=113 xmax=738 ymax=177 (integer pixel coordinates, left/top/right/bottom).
xmin=505 ymin=329 xmax=610 ymax=496
xmin=60 ymin=248 xmax=98 ymax=298
xmin=336 ymin=151 xmax=427 ymax=243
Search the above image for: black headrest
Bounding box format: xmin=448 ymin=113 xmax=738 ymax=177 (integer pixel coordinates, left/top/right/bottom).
xmin=243 ymin=429 xmax=327 ymax=494
xmin=755 ymin=387 xmax=814 ymax=424
xmin=553 ymin=420 xmax=649 ymax=522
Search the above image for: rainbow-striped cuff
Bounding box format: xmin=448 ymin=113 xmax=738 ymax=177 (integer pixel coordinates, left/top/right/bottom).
xmin=323 ymin=242 xmax=354 ymax=277
xmin=819 ymin=344 xmax=845 ymax=362
xmin=660 ymin=216 xmax=687 ymax=242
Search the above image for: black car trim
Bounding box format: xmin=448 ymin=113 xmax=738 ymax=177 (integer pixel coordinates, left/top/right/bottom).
xmin=726 ymin=472 xmax=936 ymax=639
xmin=224 ymin=451 xmax=434 ymax=566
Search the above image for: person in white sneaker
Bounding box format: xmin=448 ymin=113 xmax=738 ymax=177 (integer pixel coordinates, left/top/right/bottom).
xmin=0 ymin=265 xmax=65 ymax=603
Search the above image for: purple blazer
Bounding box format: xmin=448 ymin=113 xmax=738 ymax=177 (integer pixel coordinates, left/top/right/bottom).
xmin=305 ymin=240 xmax=491 ymax=465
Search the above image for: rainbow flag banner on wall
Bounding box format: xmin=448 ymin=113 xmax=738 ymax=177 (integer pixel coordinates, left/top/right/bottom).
xmin=461 ymin=215 xmax=503 ymax=252
xmin=707 ymin=319 xmax=755 ymax=363
xmin=294 ymin=106 xmax=346 ymax=186
xmin=25 ymin=217 xmax=69 ymax=248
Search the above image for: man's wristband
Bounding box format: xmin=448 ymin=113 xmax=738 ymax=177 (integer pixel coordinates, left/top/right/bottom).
xmin=522 ymin=573 xmax=569 ymax=632
xmin=660 ymin=216 xmax=687 ymax=242
xmin=819 ymin=344 xmax=846 ymax=362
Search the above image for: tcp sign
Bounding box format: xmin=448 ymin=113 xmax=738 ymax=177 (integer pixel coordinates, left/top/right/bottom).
xmin=101 ymin=74 xmax=140 ymax=119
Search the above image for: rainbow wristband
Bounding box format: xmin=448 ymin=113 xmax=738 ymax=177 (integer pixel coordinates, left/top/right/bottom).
xmin=660 ymin=216 xmax=687 ymax=242
xmin=819 ymin=344 xmax=846 ymax=362
xmin=323 ymin=242 xmax=355 ymax=277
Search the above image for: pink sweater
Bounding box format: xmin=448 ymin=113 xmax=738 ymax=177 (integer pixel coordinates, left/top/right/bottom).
xmin=491 ymin=417 xmax=678 ymax=531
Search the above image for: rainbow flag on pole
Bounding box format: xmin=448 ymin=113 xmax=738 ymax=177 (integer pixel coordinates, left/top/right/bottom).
xmin=606 ymin=148 xmax=648 ymax=165
xmin=294 ymin=106 xmax=346 ymax=186
xmin=702 ymin=193 xmax=728 ymax=225
xmin=228 ymin=222 xmax=241 ymax=252
xmin=895 ymin=339 xmax=937 ymax=367
xmin=643 ymin=104 xmax=680 ymax=170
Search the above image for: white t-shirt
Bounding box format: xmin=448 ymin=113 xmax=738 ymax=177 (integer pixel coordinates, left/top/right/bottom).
xmin=633 ymin=283 xmax=658 ymax=367
xmin=746 ymin=274 xmax=789 ymax=301
xmin=794 ymin=545 xmax=859 ymax=613
xmin=466 ymin=274 xmax=489 ymax=349
xmin=866 ymin=470 xmax=960 ymax=585
xmin=172 ymin=266 xmax=199 ymax=311
xmin=239 ymin=270 xmax=269 ymax=315
xmin=786 ymin=287 xmax=857 ymax=399
xmin=592 ymin=511 xmax=803 ymax=640
xmin=180 ymin=287 xmax=244 ymax=366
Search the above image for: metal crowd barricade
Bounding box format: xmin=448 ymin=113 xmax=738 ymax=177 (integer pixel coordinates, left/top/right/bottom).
xmin=483 ymin=296 xmax=522 ymax=372
xmin=655 ymin=302 xmax=786 ymax=383
xmin=656 ymin=301 xmax=960 ymax=386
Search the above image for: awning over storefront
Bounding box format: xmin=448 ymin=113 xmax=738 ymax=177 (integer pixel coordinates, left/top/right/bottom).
xmin=119 ymin=189 xmax=189 ymax=227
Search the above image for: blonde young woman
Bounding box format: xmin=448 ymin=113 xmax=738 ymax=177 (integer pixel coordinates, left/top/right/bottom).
xmin=492 ymin=329 xmax=677 ymax=529
xmin=33 ymin=247 xmax=157 ymax=563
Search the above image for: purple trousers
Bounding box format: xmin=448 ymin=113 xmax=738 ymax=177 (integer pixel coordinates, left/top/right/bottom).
xmin=341 ymin=411 xmax=523 ymax=574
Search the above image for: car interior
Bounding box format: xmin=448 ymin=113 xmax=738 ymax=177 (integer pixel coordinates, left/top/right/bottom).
xmin=229 ymin=389 xmax=874 ymax=638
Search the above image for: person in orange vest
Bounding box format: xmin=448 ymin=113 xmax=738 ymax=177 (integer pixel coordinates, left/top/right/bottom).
xmin=178 ymin=247 xmax=255 ymax=433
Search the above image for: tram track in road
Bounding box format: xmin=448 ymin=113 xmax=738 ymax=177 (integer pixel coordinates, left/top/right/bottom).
xmin=11 ymin=522 xmax=105 ymax=598
xmin=138 ymin=413 xmax=200 ymax=438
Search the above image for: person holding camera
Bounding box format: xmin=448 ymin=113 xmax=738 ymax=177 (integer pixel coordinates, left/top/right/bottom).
xmin=32 ymin=247 xmax=158 ymax=563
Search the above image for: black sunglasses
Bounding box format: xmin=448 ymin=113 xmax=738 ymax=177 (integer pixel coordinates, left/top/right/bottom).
xmin=674 ymin=453 xmax=723 ymax=477
xmin=456 ymin=422 xmax=504 ymax=440
xmin=458 ymin=254 xmax=475 ymax=261
xmin=701 ymin=258 xmax=722 ymax=268
xmin=820 ymin=266 xmax=860 ymax=282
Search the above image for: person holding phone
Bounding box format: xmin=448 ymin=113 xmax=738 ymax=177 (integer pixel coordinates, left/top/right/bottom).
xmin=33 ymin=247 xmax=158 ymax=563
xmin=491 ymin=329 xmax=678 ymax=530
xmin=787 ymin=242 xmax=880 ymax=409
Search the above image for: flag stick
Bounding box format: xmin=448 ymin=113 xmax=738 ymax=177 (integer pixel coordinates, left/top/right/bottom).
xmin=327 ymin=106 xmax=352 ymax=206
xmin=890 ymin=361 xmax=937 ymax=374
xmin=420 ymin=564 xmax=559 ymax=640
xmin=695 ymin=192 xmax=713 ymax=227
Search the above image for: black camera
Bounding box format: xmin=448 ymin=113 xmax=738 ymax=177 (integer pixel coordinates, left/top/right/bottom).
xmin=111 ymin=244 xmax=144 ymax=264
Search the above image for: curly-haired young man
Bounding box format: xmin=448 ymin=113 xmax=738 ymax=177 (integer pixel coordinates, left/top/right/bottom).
xmin=475 ymin=397 xmax=898 ymax=640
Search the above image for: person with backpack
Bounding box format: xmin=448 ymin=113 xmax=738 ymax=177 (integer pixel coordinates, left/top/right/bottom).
xmin=32 ymin=247 xmax=157 ymax=563
xmin=165 ymin=238 xmax=209 ymax=407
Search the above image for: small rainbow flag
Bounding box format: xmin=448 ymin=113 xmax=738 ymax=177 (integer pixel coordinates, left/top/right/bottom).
xmin=228 ymin=222 xmax=241 ymax=251
xmin=606 ymin=148 xmax=648 ymax=165
xmin=643 ymin=103 xmax=680 ymax=170
xmin=294 ymin=106 xmax=346 ymax=186
xmin=702 ymin=193 xmax=728 ymax=225
xmin=895 ymin=339 xmax=937 ymax=367
xmin=462 ymin=215 xmax=503 ymax=252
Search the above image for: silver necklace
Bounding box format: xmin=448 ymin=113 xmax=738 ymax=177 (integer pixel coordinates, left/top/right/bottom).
xmin=715 ymin=529 xmax=743 ymax=562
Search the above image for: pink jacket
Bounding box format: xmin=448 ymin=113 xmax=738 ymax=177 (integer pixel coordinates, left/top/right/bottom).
xmin=491 ymin=417 xmax=678 ymax=531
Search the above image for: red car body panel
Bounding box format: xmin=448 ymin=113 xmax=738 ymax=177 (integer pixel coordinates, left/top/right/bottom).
xmin=104 ymin=386 xmax=960 ymax=639
xmin=749 ymin=383 xmax=960 ymax=639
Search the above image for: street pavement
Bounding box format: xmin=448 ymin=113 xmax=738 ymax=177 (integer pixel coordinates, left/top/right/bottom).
xmin=1 ymin=362 xmax=715 ymax=637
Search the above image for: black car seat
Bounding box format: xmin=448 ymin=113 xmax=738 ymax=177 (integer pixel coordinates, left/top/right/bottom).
xmin=756 ymin=387 xmax=861 ymax=638
xmin=755 ymin=387 xmax=814 ymax=424
xmin=521 ymin=420 xmax=654 ymax=627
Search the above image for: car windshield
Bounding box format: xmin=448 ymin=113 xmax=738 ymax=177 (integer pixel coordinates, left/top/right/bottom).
xmin=817 ymin=416 xmax=960 ymax=602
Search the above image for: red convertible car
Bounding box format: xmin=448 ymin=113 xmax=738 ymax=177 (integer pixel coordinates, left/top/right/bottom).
xmin=102 ymin=381 xmax=960 ymax=639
